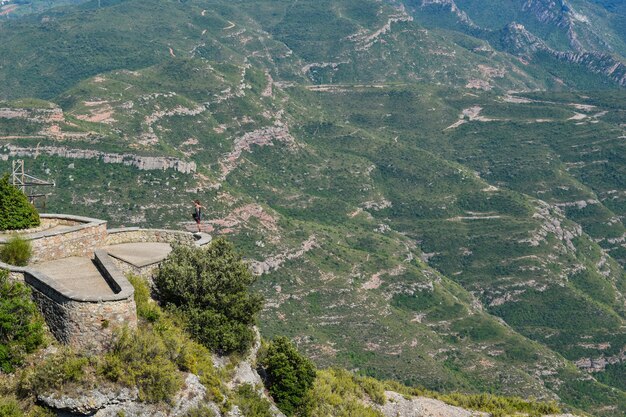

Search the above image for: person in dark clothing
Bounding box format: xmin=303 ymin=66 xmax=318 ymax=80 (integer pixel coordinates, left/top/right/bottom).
xmin=192 ymin=200 xmax=205 ymax=232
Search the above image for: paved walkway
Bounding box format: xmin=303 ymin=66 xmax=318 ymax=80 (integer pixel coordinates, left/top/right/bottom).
xmin=104 ymin=242 xmax=172 ymax=268
xmin=32 ymin=257 xmax=116 ymax=297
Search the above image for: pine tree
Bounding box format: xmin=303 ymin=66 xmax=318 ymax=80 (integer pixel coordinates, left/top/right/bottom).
xmin=0 ymin=174 xmax=40 ymax=231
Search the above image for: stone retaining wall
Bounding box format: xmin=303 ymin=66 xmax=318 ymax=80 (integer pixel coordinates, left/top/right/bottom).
xmin=108 ymin=256 xmax=158 ymax=280
xmin=0 ymin=214 xmax=108 ymax=263
xmin=22 ymin=250 xmax=137 ymax=353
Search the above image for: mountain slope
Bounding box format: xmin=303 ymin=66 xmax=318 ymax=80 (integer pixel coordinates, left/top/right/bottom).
xmin=0 ymin=1 xmax=625 ymax=415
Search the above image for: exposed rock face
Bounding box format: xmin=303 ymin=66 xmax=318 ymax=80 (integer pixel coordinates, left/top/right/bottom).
xmin=420 ymin=0 xmax=477 ymax=28
xmin=376 ymin=391 xmax=488 ymax=417
xmin=250 ymin=235 xmax=318 ymax=276
xmin=39 ymin=385 xmax=139 ymax=416
xmin=41 ymin=374 xmax=208 ymax=417
xmin=522 ymin=0 xmax=571 ymax=28
xmin=501 ymin=22 xmax=626 ymax=86
xmin=0 ymin=144 xmax=196 ymax=174
xmin=575 ymin=348 xmax=626 ymax=372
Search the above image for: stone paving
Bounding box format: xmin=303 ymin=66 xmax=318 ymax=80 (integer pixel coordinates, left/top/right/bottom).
xmin=104 ymin=242 xmax=173 ymax=268
xmin=32 ymin=257 xmax=116 ymax=297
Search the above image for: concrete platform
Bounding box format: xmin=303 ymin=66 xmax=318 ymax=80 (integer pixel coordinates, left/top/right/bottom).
xmin=104 ymin=242 xmax=172 ymax=268
xmin=32 ymin=257 xmax=116 ymax=297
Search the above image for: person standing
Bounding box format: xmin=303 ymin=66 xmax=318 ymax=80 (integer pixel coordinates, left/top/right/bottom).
xmin=192 ymin=200 xmax=205 ymax=232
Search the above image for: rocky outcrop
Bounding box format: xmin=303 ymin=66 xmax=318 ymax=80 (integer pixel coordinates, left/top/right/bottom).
xmin=522 ymin=0 xmax=571 ymax=28
xmin=250 ymin=235 xmax=318 ymax=276
xmin=376 ymin=391 xmax=488 ymax=417
xmin=40 ymin=374 xmax=209 ymax=417
xmin=575 ymin=348 xmax=626 ymax=372
xmin=501 ymin=23 xmax=626 ymax=86
xmin=420 ymin=0 xmax=477 ymax=28
xmin=0 ymin=144 xmax=196 ymax=174
xmin=39 ymin=385 xmax=139 ymax=416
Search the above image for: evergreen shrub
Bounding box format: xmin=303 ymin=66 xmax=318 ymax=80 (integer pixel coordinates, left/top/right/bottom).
xmin=0 ymin=235 xmax=33 ymax=266
xmin=0 ymin=175 xmax=40 ymax=232
xmin=153 ymin=238 xmax=264 ymax=355
xmin=100 ymin=328 xmax=182 ymax=403
xmin=259 ymin=337 xmax=316 ymax=416
xmin=0 ymin=270 xmax=44 ymax=373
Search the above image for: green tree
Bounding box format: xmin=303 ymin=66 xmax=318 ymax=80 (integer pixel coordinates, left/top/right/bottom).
xmin=153 ymin=238 xmax=264 ymax=354
xmin=259 ymin=337 xmax=317 ymax=416
xmin=0 ymin=174 xmax=40 ymax=232
xmin=0 ymin=270 xmax=45 ymax=373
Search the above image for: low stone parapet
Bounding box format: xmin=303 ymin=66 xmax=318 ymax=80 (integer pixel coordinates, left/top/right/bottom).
xmin=105 ymin=227 xmax=197 ymax=246
xmin=0 ymin=214 xmax=107 ymax=263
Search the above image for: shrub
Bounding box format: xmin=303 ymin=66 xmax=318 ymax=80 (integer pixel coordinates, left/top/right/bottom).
xmin=120 ymin=275 xmax=229 ymax=405
xmin=100 ymin=328 xmax=183 ymax=403
xmin=0 ymin=270 xmax=45 ymax=373
xmin=0 ymin=175 xmax=40 ymax=232
xmin=153 ymin=238 xmax=264 ymax=355
xmin=259 ymin=337 xmax=316 ymax=416
xmin=234 ymin=384 xmax=273 ymax=417
xmin=19 ymin=348 xmax=88 ymax=394
xmin=0 ymin=236 xmax=33 ymax=267
xmin=302 ymin=369 xmax=384 ymax=417
xmin=0 ymin=396 xmax=22 ymax=417
xmin=184 ymin=405 xmax=216 ymax=417
xmin=126 ymin=275 xmax=161 ymax=322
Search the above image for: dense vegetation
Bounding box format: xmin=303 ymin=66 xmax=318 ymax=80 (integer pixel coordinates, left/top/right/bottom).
xmin=259 ymin=337 xmax=316 ymax=416
xmin=0 ymin=175 xmax=39 ymax=232
xmin=0 ymin=270 xmax=44 ymax=373
xmin=154 ymin=238 xmax=264 ymax=355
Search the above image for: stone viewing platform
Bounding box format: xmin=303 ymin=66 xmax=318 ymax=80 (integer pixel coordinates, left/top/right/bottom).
xmin=0 ymin=214 xmax=212 ymax=352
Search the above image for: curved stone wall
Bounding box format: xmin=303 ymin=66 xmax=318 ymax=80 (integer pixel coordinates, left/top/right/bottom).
xmin=0 ymin=214 xmax=107 ymax=263
xmin=0 ymin=214 xmax=209 ymax=352
xmin=23 ymin=250 xmax=136 ymax=352
xmin=105 ymin=227 xmax=198 ymax=246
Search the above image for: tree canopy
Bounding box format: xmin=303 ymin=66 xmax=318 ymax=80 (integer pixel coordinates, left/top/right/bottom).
xmin=153 ymin=238 xmax=264 ymax=354
xmin=0 ymin=174 xmax=40 ymax=232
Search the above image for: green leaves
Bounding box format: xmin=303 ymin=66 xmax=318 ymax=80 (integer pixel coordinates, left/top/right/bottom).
xmin=0 ymin=270 xmax=44 ymax=373
xmin=0 ymin=175 xmax=40 ymax=232
xmin=259 ymin=336 xmax=316 ymax=416
xmin=0 ymin=235 xmax=33 ymax=267
xmin=153 ymin=238 xmax=264 ymax=355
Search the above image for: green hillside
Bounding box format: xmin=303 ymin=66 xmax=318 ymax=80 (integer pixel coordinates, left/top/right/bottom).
xmin=0 ymin=0 xmax=625 ymax=416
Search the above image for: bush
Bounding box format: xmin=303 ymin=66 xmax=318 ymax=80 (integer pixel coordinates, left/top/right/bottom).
xmin=302 ymin=369 xmax=385 ymax=417
xmin=0 ymin=236 xmax=33 ymax=267
xmin=126 ymin=275 xmax=161 ymax=322
xmin=119 ymin=275 xmax=229 ymax=405
xmin=234 ymin=384 xmax=273 ymax=417
xmin=184 ymin=405 xmax=216 ymax=417
xmin=100 ymin=328 xmax=183 ymax=403
xmin=19 ymin=348 xmax=88 ymax=394
xmin=153 ymin=238 xmax=264 ymax=355
xmin=0 ymin=270 xmax=45 ymax=373
xmin=0 ymin=396 xmax=22 ymax=417
xmin=0 ymin=175 xmax=40 ymax=232
xmin=259 ymin=337 xmax=316 ymax=416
